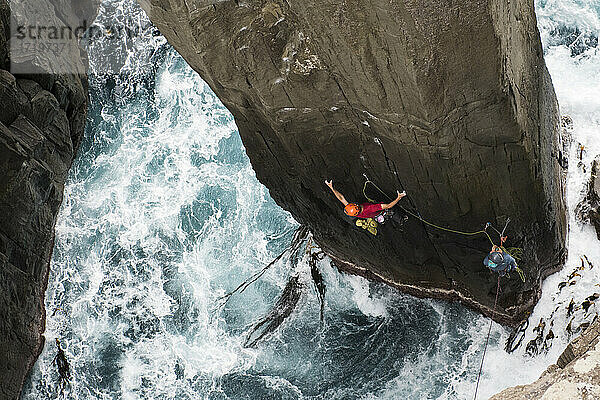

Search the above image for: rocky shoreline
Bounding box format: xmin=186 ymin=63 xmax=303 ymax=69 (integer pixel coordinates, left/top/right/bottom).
xmin=0 ymin=0 xmax=98 ymax=398
xmin=2 ymin=0 xmax=598 ymax=398
xmin=491 ymin=318 xmax=600 ymax=399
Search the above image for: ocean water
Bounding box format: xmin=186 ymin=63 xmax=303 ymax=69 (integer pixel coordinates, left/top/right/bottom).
xmin=21 ymin=0 xmax=600 ymax=399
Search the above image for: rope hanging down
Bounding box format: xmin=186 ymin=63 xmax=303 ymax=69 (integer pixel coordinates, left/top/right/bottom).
xmin=362 ymin=176 xmax=522 ymax=397
xmin=472 ymin=218 xmax=510 ymax=399
xmin=473 ymin=275 xmax=501 ymax=400
xmin=362 ymin=179 xmax=495 ymax=245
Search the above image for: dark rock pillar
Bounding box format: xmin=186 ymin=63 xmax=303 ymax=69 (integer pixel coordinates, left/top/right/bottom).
xmin=0 ymin=0 xmax=98 ymax=398
xmin=139 ymin=0 xmax=566 ymax=324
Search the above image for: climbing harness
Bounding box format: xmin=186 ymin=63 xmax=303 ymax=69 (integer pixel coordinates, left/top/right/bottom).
xmin=354 ymin=211 xmax=394 ymax=237
xmin=375 ymin=210 xmax=391 ymax=224
xmin=483 ymin=225 xmax=524 ymax=283
xmin=473 ymin=275 xmax=501 ymax=400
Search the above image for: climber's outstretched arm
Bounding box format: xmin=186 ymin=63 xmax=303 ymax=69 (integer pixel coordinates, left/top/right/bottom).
xmin=325 ymin=180 xmax=349 ymax=206
xmin=381 ymin=191 xmax=406 ymax=210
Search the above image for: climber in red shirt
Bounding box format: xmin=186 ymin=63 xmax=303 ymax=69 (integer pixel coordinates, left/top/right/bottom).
xmin=325 ymin=180 xmax=406 ymax=219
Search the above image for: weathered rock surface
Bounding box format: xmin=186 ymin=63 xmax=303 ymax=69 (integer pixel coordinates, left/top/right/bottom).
xmin=0 ymin=1 xmax=98 ymax=398
xmin=139 ymin=0 xmax=567 ymax=324
xmin=577 ymin=155 xmax=600 ymax=240
xmin=491 ymin=318 xmax=600 ymax=400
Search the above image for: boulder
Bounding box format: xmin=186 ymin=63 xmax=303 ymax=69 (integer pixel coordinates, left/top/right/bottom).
xmin=138 ymin=0 xmax=567 ymax=324
xmin=576 ymin=155 xmax=600 ymax=240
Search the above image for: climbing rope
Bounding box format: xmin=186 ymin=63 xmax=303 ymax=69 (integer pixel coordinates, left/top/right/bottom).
xmin=362 ymin=176 xmax=523 ymax=397
xmin=473 ymin=275 xmax=501 ymax=400
xmin=495 ymin=218 xmax=525 ymax=283
xmin=362 ymin=179 xmax=495 ymax=245
xmin=515 ymin=267 xmax=525 ymax=282
xmin=363 ymin=178 xmax=526 ymax=282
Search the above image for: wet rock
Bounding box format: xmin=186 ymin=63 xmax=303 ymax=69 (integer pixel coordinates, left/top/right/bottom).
xmin=561 ymin=115 xmax=573 ymax=129
xmin=582 ymin=300 xmax=595 ymax=313
xmin=309 ymin=250 xmax=326 ymax=322
xmin=579 ymin=322 xmax=591 ymax=332
xmin=174 ymin=360 xmax=184 ymax=380
xmin=0 ymin=0 xmax=99 ymax=398
xmin=140 ymin=0 xmax=567 ymax=325
xmin=492 ymin=319 xmax=600 ymax=400
xmin=566 ymin=317 xmax=574 ymax=338
xmin=548 ymin=26 xmax=598 ymax=57
xmin=542 ymin=325 xmax=555 ymax=354
xmin=568 ymin=298 xmax=576 ymax=317
xmin=583 ymin=254 xmax=594 ymax=269
xmin=505 ymin=318 xmax=529 ymax=353
xmin=526 ymin=318 xmax=546 ymax=356
xmin=578 ymin=143 xmax=586 ymax=162
xmin=576 ymin=155 xmax=600 ymax=239
xmin=557 ymin=115 xmax=572 ymax=170
xmin=54 ymin=338 xmax=71 ymax=394
xmin=244 ymin=275 xmax=303 ymax=348
xmin=568 ymin=269 xmax=582 ymax=280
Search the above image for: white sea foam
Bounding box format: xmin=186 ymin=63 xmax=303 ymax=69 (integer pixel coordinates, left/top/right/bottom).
xmin=22 ymin=0 xmax=600 ymax=399
xmin=347 ymin=275 xmax=389 ymax=318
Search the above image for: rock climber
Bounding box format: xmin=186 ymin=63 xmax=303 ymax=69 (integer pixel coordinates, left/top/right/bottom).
xmin=325 ymin=179 xmax=407 ymax=228
xmin=483 ymin=244 xmax=518 ymax=276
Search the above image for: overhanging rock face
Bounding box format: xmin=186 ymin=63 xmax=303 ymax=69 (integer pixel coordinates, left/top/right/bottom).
xmin=139 ymin=0 xmax=567 ymax=324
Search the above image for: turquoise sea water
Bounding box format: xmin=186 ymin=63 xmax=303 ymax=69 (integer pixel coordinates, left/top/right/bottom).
xmin=22 ymin=0 xmax=600 ymax=399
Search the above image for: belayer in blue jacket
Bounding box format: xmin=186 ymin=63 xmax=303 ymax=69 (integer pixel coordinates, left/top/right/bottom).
xmin=483 ymin=245 xmax=518 ymax=276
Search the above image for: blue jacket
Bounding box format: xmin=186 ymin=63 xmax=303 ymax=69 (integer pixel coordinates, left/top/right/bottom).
xmin=483 ymin=250 xmax=517 ymax=275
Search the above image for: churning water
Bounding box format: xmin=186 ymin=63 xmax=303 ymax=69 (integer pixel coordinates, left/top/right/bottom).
xmin=22 ymin=0 xmax=600 ymax=399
